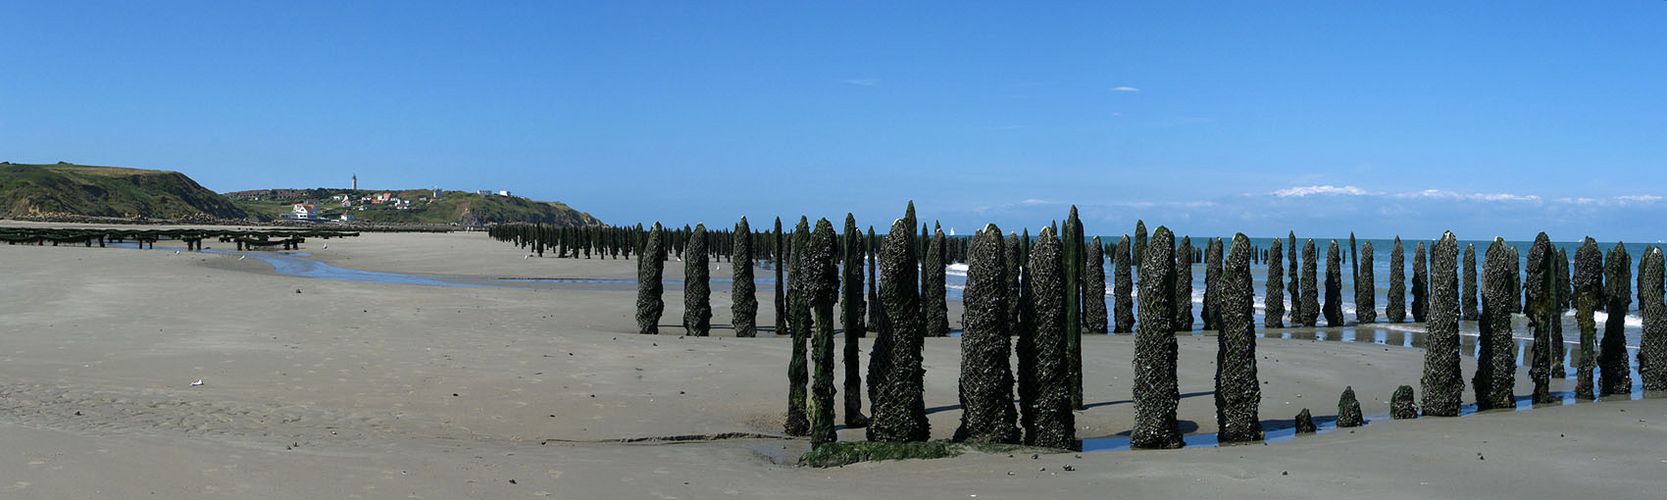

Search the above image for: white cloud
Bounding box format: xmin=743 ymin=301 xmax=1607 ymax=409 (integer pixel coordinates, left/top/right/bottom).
xmin=1266 ymin=186 xmax=1546 ymax=203
xmin=1111 ymin=86 xmax=1140 ymax=92
xmin=1552 ymin=195 xmax=1663 ymax=207
xmin=841 ymin=78 xmax=879 ymax=86
xmin=1270 ymin=185 xmax=1368 ymax=198
xmin=1394 ymin=190 xmax=1540 ymax=203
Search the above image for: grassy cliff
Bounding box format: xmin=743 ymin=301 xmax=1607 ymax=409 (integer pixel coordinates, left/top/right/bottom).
xmin=0 ymin=161 xmax=599 ymax=227
xmin=0 ymin=162 xmax=247 ymax=219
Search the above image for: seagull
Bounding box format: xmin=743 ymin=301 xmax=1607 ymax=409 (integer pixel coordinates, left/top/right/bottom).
xmin=190 ymin=379 xmax=204 ymax=387
xmin=322 ymin=243 xmax=328 ymax=249
xmin=174 ymin=250 xmax=181 ymax=255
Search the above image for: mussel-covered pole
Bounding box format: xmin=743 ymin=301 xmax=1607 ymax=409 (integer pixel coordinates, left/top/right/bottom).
xmin=1421 ymin=232 xmax=1463 ymax=416
xmin=1084 ymin=236 xmax=1109 ymax=335
xmin=1115 ymin=235 xmax=1137 ymax=333
xmin=1388 ymin=237 xmax=1407 ymax=323
xmin=684 ymin=224 xmax=712 ymax=336
xmin=1016 ymin=229 xmax=1037 ymax=435
xmin=1391 ymin=386 xmax=1418 ymax=419
xmin=1023 ymin=226 xmax=1075 ymax=449
xmin=784 ymin=218 xmax=811 ymax=436
xmin=1462 ymin=244 xmax=1480 ymax=321
xmin=953 ymin=224 xmax=1019 ymax=444
xmin=1349 ymin=232 xmax=1359 ymax=283
xmin=1215 ymin=234 xmax=1263 ymax=443
xmin=733 ymin=218 xmax=758 ymax=337
xmin=1336 ymin=387 xmax=1363 ymax=428
xmin=1202 ymin=238 xmax=1223 ymax=331
xmin=1295 ymin=409 xmax=1316 ymax=433
xmin=1640 ymin=247 xmax=1667 ymax=394
xmin=1006 ymin=233 xmax=1023 ymax=334
xmin=1601 ymin=242 xmax=1633 ymax=396
xmin=924 ymin=224 xmax=950 ymax=337
xmin=774 ymin=217 xmax=788 ymax=336
xmin=808 ymin=219 xmax=840 ymax=446
xmin=1265 ymin=238 xmax=1285 ymax=328
xmin=1132 ymin=227 xmax=1182 ymax=449
xmin=636 ymin=223 xmax=666 ymax=334
xmin=1526 ymin=234 xmax=1557 ymax=404
xmin=1346 ymin=231 xmax=1360 ymax=281
xmin=1132 ymin=220 xmax=1148 ymax=269
xmin=1573 ymin=238 xmax=1604 ymax=400
xmin=1357 ymin=241 xmax=1376 ymax=324
xmin=867 ymin=226 xmax=881 ymax=332
xmin=1299 ymin=239 xmax=1319 ymax=327
xmin=1061 ymin=207 xmax=1085 ymax=411
xmin=1287 ymin=231 xmax=1301 ymax=325
xmin=1412 ymin=242 xmax=1430 ymax=323
xmin=1174 ymin=236 xmax=1195 ymax=332
xmin=1474 ymin=237 xmax=1516 ymax=410
xmin=841 ymin=215 xmax=868 ymax=427
xmin=867 ymin=215 xmax=930 ymax=442
xmin=1509 ymin=246 xmax=1522 ymax=315
xmin=1323 ymin=240 xmax=1344 ymax=327
xmin=1555 ymin=248 xmax=1571 ymax=379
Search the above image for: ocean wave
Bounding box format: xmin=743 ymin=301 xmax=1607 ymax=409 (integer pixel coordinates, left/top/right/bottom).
xmin=1589 ymin=310 xmax=1644 ymax=329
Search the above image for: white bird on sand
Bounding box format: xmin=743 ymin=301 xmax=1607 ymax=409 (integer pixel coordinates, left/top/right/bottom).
xmin=174 ymin=250 xmax=181 ymax=255
xmin=322 ymin=243 xmax=328 ymax=249
xmin=190 ymin=379 xmax=204 ymax=387
xmin=239 ymin=255 xmax=247 ymax=261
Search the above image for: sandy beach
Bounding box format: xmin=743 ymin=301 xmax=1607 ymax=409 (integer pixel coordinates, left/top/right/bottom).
xmin=0 ymin=230 xmax=1659 ymax=499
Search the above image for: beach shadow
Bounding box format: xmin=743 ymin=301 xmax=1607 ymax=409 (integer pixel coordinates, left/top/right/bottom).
xmin=1080 ymin=390 xmax=1215 ymax=410
xmin=1101 ymin=419 xmax=1203 ymax=437
xmin=919 ymin=390 xmax=1217 ymax=416
xmin=1259 ymin=414 xmax=1338 ymax=432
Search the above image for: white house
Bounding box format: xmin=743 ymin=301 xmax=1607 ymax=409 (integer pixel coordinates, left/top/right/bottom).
xmin=285 ymin=203 xmax=318 ymax=221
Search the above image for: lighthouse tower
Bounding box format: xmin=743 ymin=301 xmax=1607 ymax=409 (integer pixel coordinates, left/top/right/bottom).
xmin=352 ymin=174 xmax=358 ymax=191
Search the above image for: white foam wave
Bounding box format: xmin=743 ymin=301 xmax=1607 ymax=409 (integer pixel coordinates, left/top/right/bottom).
xmin=1589 ymin=310 xmax=1644 ymax=329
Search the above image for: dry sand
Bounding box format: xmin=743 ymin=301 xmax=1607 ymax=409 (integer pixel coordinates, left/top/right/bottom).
xmin=0 ymin=230 xmax=1659 ymax=499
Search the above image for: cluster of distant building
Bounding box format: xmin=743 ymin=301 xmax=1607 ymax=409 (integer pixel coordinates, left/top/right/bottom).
xmin=286 ymin=191 xmax=432 ymax=221
xmin=279 ymin=174 xmax=520 ymax=222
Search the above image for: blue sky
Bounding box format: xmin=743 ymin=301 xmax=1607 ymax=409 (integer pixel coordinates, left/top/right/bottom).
xmin=3 ymin=1 xmax=1665 ymax=241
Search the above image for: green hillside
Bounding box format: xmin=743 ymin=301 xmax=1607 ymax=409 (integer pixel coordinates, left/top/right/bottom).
xmin=0 ymin=162 xmax=246 ymax=220
xmin=227 ymin=188 xmax=602 ymax=226
xmin=0 ymin=161 xmax=600 ymax=226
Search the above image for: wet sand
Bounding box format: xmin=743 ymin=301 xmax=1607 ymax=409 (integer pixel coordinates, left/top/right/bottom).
xmin=0 ymin=230 xmax=1657 ymax=499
